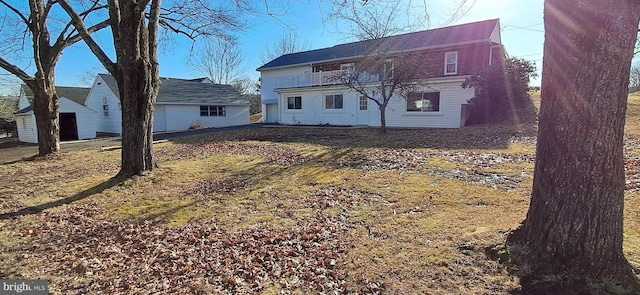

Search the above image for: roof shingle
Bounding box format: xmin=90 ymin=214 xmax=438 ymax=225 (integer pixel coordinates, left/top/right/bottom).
xmin=257 ymin=19 xmax=499 ymax=70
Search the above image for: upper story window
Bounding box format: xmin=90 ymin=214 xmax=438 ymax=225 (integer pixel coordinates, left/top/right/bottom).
xmin=200 ymin=105 xmax=226 ymax=116
xmin=382 ymin=60 xmax=394 ymax=80
xmin=340 ymin=63 xmax=354 ymax=72
xmin=325 ymin=94 xmax=343 ymax=109
xmin=287 ymin=96 xmax=302 ymax=110
xmin=407 ymin=92 xmax=440 ymax=112
xmin=444 ymin=51 xmax=458 ymax=75
xmin=102 ymin=97 xmax=109 ymax=117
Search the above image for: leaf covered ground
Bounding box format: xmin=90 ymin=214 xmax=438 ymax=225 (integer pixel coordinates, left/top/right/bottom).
xmin=1 ymin=94 xmax=640 ymax=294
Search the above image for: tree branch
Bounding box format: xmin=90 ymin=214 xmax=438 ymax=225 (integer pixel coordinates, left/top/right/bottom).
xmin=57 ymin=0 xmax=117 ymax=75
xmin=0 ymin=56 xmax=34 ymax=87
xmin=0 ymin=0 xmax=29 ymax=25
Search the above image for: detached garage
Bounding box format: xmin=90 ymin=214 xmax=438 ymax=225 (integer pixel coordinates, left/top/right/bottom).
xmin=15 ymin=86 xmax=96 ymax=143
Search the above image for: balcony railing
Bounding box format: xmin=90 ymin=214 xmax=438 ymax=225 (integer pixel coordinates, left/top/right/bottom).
xmin=274 ymin=70 xmax=380 ymax=89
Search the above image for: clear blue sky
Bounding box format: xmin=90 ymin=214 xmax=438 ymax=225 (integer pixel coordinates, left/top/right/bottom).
xmin=3 ymin=0 xmax=546 ymax=91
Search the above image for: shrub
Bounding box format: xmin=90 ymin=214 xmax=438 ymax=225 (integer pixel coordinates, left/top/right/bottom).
xmin=462 ymin=57 xmax=538 ymax=125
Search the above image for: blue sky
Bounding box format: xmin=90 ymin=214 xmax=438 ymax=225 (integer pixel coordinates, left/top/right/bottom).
xmin=3 ymin=0 xmax=546 ymax=91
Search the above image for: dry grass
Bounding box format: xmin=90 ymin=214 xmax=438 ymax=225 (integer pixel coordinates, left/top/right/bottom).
xmin=1 ymin=94 xmax=640 ymax=294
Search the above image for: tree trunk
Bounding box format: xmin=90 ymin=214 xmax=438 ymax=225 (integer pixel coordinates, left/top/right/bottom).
xmin=110 ymin=1 xmax=159 ymax=177
xmin=378 ymin=103 xmax=387 ymax=133
xmin=30 ymin=72 xmax=60 ymax=155
xmin=514 ymin=0 xmax=640 ymax=293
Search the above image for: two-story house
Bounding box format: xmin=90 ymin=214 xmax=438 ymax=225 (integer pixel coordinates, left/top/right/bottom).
xmin=257 ymin=19 xmax=504 ymax=128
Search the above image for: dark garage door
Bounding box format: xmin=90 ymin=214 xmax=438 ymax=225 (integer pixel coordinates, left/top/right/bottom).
xmin=60 ymin=113 xmax=78 ymax=141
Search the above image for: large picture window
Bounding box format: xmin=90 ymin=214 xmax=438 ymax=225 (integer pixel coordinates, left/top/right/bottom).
xmin=287 ymin=96 xmax=302 ymax=110
xmin=444 ymin=51 xmax=458 ymax=75
xmin=325 ymin=94 xmax=343 ymax=109
xmin=407 ymin=92 xmax=440 ymax=112
xmin=200 ymin=105 xmax=226 ymax=116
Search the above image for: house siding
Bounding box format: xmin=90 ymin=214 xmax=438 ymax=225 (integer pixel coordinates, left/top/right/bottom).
xmin=276 ymin=78 xmax=472 ymax=128
xmin=16 ymin=114 xmax=37 ymax=143
xmin=261 ymin=65 xmax=313 ymax=104
xmin=87 ymin=76 xmax=123 ymax=134
xmin=162 ymin=104 xmax=250 ymax=131
xmin=154 ymin=105 xmax=167 ymax=132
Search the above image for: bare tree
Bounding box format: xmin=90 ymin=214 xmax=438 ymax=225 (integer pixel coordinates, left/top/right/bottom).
xmin=0 ymin=0 xmax=109 ymax=155
xmin=327 ymin=0 xmax=437 ymax=133
xmin=191 ymin=38 xmax=245 ymax=85
xmin=59 ymin=0 xmax=262 ymax=177
xmin=259 ymin=31 xmax=309 ymax=65
xmin=76 ymin=66 xmax=106 ymax=87
xmin=510 ymin=0 xmax=640 ymax=293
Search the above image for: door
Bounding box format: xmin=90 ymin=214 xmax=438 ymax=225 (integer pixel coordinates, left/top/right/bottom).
xmin=59 ymin=113 xmax=78 ymax=141
xmin=356 ymin=95 xmax=370 ymax=125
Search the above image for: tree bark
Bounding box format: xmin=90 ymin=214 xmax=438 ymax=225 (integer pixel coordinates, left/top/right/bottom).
xmin=30 ymin=73 xmax=60 ymax=155
xmin=109 ymin=0 xmax=159 ymax=177
xmin=378 ymin=103 xmax=387 ymax=133
xmin=514 ymin=0 xmax=640 ymax=293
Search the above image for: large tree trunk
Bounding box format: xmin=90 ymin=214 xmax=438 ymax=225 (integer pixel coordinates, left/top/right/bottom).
xmin=110 ymin=0 xmax=160 ymax=177
xmin=31 ymin=72 xmax=60 ymax=155
xmin=514 ymin=0 xmax=640 ymax=293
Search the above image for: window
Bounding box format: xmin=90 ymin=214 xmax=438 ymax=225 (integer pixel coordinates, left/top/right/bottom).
xmin=359 ymin=96 xmax=368 ymax=111
xmin=407 ymin=92 xmax=440 ymax=112
xmin=200 ymin=105 xmax=226 ymax=116
xmin=340 ymin=63 xmax=354 ymax=72
xmin=103 ymin=104 xmax=109 ymax=117
xmin=287 ymin=96 xmax=302 ymax=110
xmin=444 ymin=51 xmax=458 ymax=75
xmin=325 ymin=94 xmax=344 ymax=109
xmin=381 ymin=60 xmax=394 ymax=80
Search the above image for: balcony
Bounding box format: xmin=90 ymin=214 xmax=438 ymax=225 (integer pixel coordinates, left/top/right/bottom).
xmin=274 ymin=70 xmax=379 ymax=89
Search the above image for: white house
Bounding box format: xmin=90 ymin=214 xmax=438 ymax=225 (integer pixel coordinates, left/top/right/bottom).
xmin=15 ymin=86 xmax=96 ymax=143
xmin=88 ymin=74 xmax=250 ymax=134
xmin=257 ymin=19 xmax=504 ymax=128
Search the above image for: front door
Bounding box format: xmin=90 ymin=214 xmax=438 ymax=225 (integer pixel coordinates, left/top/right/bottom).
xmin=356 ymin=95 xmax=370 ymax=125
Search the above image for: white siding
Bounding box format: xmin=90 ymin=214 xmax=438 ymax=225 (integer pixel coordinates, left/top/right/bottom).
xmin=278 ymin=90 xmax=359 ymax=126
xmin=274 ymin=78 xmax=473 ymax=128
xmin=86 ymin=76 xmax=122 ymax=134
xmin=162 ymin=104 xmax=249 ymax=131
xmin=58 ymin=97 xmax=96 ymax=140
xmin=260 ymin=65 xmax=312 ymax=104
xmin=16 ymin=114 xmax=37 ymax=143
xmin=154 ymin=105 xmax=166 ymax=132
xmin=383 ymin=81 xmax=474 ymax=128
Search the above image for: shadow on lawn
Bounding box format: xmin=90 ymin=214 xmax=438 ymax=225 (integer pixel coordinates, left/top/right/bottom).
xmin=0 ymin=176 xmax=125 ymax=220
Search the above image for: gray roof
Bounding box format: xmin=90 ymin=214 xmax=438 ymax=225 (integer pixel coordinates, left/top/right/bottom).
xmin=98 ymin=74 xmax=248 ymax=105
xmin=14 ymin=105 xmax=32 ymax=115
xmin=257 ymin=19 xmax=499 ymax=71
xmin=21 ymin=85 xmax=91 ymax=105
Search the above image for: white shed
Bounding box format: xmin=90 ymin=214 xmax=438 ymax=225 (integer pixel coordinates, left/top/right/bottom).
xmin=15 ymin=86 xmax=96 ymax=143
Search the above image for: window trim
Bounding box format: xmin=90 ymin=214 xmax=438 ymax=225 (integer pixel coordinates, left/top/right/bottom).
xmin=286 ymin=96 xmax=302 ymax=110
xmin=444 ymin=51 xmax=458 ymax=75
xmin=103 ymin=104 xmax=109 ymax=117
xmin=324 ymin=93 xmax=344 ymax=110
xmin=358 ymin=95 xmax=368 ymax=111
xmin=200 ymin=105 xmax=226 ymax=117
xmin=406 ymin=92 xmax=441 ymax=113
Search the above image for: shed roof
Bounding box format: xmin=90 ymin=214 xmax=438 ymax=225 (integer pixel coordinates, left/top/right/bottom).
xmin=98 ymin=74 xmax=249 ymax=105
xmin=21 ymin=85 xmax=91 ymax=105
xmin=257 ymin=19 xmax=500 ymax=71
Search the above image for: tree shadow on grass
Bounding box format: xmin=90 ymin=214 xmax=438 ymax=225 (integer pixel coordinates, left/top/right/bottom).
xmin=0 ymin=176 xmax=126 ymax=220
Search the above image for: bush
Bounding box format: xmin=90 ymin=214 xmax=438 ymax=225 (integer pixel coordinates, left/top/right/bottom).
xmin=462 ymin=57 xmax=538 ymax=125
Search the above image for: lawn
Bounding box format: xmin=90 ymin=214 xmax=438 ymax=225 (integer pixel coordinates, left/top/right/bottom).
xmin=1 ymin=93 xmax=639 ymax=294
